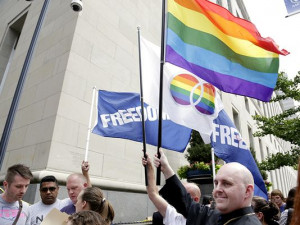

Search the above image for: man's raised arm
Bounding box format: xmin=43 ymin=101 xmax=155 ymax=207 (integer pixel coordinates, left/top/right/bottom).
xmin=81 ymin=161 xmax=92 ymax=187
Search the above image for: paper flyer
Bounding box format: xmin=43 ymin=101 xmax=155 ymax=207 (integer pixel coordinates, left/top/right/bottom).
xmin=40 ymin=208 xmax=69 ymax=225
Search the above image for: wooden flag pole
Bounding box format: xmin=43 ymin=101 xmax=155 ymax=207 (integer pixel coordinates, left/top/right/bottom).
xmin=137 ymin=27 xmax=148 ymax=186
xmin=85 ymin=87 xmax=96 ymax=162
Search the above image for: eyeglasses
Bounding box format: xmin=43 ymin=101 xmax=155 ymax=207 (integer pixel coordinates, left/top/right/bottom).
xmin=40 ymin=187 xmax=57 ymax=192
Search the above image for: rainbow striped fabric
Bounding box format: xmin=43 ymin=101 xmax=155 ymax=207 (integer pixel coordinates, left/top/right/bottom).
xmin=166 ymin=0 xmax=289 ymax=102
xmin=170 ymin=73 xmax=216 ymax=115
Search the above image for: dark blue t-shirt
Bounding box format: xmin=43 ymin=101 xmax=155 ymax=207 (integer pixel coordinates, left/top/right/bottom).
xmin=60 ymin=203 xmax=76 ymax=215
xmin=279 ymin=203 xmax=286 ymax=213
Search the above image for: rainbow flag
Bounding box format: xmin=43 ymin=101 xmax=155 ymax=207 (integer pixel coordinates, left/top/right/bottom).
xmin=166 ymin=0 xmax=289 ymax=102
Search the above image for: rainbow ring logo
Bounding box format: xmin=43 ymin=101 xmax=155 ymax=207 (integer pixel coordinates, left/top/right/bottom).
xmin=170 ymin=73 xmax=216 ymax=115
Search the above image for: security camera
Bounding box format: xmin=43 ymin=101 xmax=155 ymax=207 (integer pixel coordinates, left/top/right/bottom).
xmin=70 ymin=0 xmax=83 ymax=12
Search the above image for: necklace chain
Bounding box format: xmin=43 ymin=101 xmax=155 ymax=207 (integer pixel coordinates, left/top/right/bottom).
xmin=223 ymin=212 xmax=255 ymax=225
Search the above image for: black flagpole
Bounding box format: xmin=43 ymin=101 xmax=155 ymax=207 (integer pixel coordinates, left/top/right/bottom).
xmin=156 ymin=0 xmax=166 ymax=185
xmin=137 ymin=27 xmax=148 ymax=186
xmin=0 ymin=0 xmax=51 ymax=169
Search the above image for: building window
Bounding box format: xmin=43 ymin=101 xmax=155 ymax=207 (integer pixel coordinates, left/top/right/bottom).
xmin=268 ymin=103 xmax=271 ymax=117
xmin=244 ymin=97 xmax=250 ymax=113
xmin=259 ymin=138 xmax=264 ymax=160
xmin=271 ymin=103 xmax=275 ymax=116
xmin=219 ymin=90 xmax=223 ymax=101
xmin=0 ymin=13 xmax=27 ymax=95
xmin=248 ymin=125 xmax=254 ymax=150
xmin=266 ymin=146 xmax=270 ymax=157
xmin=227 ymin=0 xmax=232 ymax=13
xmin=263 ymin=104 xmax=267 ymax=117
xmin=232 ymin=108 xmax=241 ymax=132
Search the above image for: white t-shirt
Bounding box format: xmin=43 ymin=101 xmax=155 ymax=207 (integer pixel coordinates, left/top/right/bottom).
xmin=279 ymin=209 xmax=288 ymax=225
xmin=0 ymin=195 xmax=30 ymax=225
xmin=163 ymin=204 xmax=186 ymax=225
xmin=29 ymin=198 xmax=71 ymax=225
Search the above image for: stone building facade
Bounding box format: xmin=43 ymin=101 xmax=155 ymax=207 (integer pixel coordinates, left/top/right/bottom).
xmin=0 ymin=0 xmax=296 ymax=222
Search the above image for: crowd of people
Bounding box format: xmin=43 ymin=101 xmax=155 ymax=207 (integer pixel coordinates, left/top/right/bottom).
xmin=0 ymin=161 xmax=114 ymax=225
xmin=0 ymin=149 xmax=299 ymax=225
xmin=142 ymin=149 xmax=299 ymax=225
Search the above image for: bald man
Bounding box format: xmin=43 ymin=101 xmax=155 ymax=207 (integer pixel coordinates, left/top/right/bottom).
xmin=152 ymin=180 xmax=201 ymax=225
xmin=151 ymin=149 xmax=260 ymax=225
xmin=60 ymin=161 xmax=91 ymax=215
xmin=183 ymin=182 xmax=201 ymax=203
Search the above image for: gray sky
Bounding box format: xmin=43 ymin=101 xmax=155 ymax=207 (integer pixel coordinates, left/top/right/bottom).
xmin=243 ymin=0 xmax=300 ymax=79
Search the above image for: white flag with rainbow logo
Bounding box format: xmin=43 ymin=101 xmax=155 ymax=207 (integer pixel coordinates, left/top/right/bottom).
xmin=141 ymin=37 xmax=223 ymax=143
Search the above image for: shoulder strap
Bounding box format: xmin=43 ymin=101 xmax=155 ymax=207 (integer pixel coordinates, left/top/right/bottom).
xmin=286 ymin=208 xmax=294 ymax=225
xmin=12 ymin=200 xmax=23 ymax=225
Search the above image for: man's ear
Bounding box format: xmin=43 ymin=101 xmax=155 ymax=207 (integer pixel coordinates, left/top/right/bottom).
xmin=3 ymin=180 xmax=8 ymax=190
xmin=83 ymin=182 xmax=88 ymax=188
xmin=257 ymin=211 xmax=264 ymax=221
xmin=193 ymin=196 xmax=200 ymax=203
xmin=82 ymin=200 xmax=87 ymax=209
xmin=245 ymin=184 xmax=254 ymax=198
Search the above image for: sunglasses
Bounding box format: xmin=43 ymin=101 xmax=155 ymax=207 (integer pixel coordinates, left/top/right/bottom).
xmin=40 ymin=187 xmax=57 ymax=192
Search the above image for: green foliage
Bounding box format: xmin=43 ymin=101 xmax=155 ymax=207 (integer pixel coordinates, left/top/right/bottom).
xmin=264 ymin=181 xmax=273 ymax=192
xmin=272 ymin=71 xmax=300 ymax=102
xmin=193 ymin=161 xmax=211 ymax=170
xmin=251 ymin=146 xmax=299 ymax=178
xmin=253 ymin=72 xmax=300 ymax=146
xmin=177 ymin=165 xmax=189 ymax=179
xmin=215 ymin=164 xmax=222 ymax=174
xmin=253 ymin=71 xmax=300 ymax=171
xmin=260 ymin=170 xmax=268 ymax=181
xmin=177 ymin=130 xmax=220 ymax=179
xmin=259 ymin=148 xmax=300 ymax=171
xmin=250 ymin=147 xmax=268 ymax=180
xmin=177 ymin=162 xmax=217 ymax=179
xmin=253 ymin=110 xmax=300 ymax=146
xmin=250 ymin=146 xmax=298 ymax=193
xmin=185 ymin=130 xmax=217 ymax=164
xmin=250 ymin=148 xmax=277 ymax=191
xmin=293 ymin=164 xmax=299 ymax=170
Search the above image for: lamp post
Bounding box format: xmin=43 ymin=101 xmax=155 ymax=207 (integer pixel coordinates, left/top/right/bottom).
xmin=0 ymin=0 xmax=51 ymax=169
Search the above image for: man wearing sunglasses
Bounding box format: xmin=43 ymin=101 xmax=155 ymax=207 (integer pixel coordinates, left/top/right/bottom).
xmin=29 ymin=175 xmax=71 ymax=225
